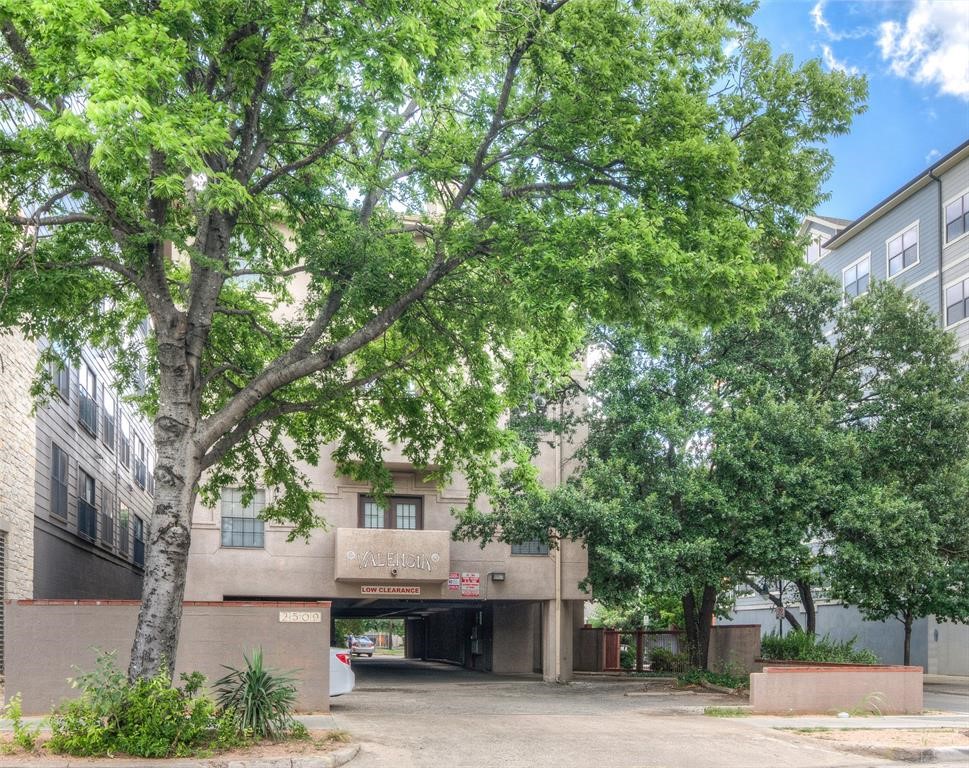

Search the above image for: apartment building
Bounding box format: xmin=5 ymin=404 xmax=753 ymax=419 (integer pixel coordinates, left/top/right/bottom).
xmin=728 ymin=139 xmax=969 ymax=674
xmin=33 ymin=333 xmax=156 ymax=600
xmin=185 ymin=409 xmax=590 ymax=680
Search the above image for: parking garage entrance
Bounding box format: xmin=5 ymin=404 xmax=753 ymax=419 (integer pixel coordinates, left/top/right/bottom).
xmin=330 ymin=598 xmax=546 ymax=675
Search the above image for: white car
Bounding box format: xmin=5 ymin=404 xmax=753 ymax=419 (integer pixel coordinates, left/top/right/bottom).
xmin=330 ymin=647 xmax=355 ymax=696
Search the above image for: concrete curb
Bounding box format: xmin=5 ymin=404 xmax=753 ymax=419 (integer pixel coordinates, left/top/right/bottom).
xmin=0 ymin=743 xmax=361 ymax=768
xmin=832 ymin=743 xmax=969 ymax=763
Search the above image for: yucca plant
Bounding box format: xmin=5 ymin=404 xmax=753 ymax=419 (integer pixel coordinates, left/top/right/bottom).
xmin=214 ymin=649 xmax=298 ymax=740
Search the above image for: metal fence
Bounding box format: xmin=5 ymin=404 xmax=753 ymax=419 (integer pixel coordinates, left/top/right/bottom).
xmin=603 ymin=629 xmax=692 ymax=673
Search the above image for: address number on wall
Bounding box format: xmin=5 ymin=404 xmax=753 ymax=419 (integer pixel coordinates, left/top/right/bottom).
xmin=278 ymin=611 xmax=322 ymax=623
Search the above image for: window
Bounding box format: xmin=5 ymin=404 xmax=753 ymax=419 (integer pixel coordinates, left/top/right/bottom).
xmin=49 ymin=344 xmax=69 ymax=402
xmin=100 ymin=488 xmax=115 ymax=548
xmin=946 ymin=191 xmax=969 ymax=243
xmin=146 ymin=452 xmax=155 ymax=496
xmin=50 ymin=442 xmax=69 ymax=519
xmin=358 ymin=496 xmax=423 ymax=530
xmin=887 ymin=224 xmax=918 ymax=277
xmin=945 ymin=278 xmax=969 ymax=327
xmin=511 ymin=540 xmax=550 ymax=556
xmin=77 ymin=470 xmax=97 ymax=540
xmin=842 ymin=255 xmax=870 ymax=299
xmin=119 ymin=413 xmax=131 ymax=468
xmin=133 ymin=516 xmax=145 ymax=567
xmin=221 ymin=488 xmax=266 ymax=548
xmin=804 ymin=235 xmax=827 ymax=264
xmin=118 ymin=505 xmax=130 ymax=557
xmin=133 ymin=435 xmax=147 ymax=489
xmin=102 ymin=391 xmax=116 ymax=451
xmin=78 ymin=361 xmax=98 ymax=436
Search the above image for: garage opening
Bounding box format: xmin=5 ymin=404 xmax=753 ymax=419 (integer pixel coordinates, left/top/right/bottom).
xmin=329 ymin=599 xmax=544 ymax=675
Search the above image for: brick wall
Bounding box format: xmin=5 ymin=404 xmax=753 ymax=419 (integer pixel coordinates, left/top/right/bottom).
xmin=0 ymin=330 xmax=36 ymax=600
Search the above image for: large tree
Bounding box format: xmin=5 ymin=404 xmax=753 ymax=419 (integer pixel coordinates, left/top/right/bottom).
xmin=0 ymin=0 xmax=864 ymax=679
xmin=457 ymin=274 xmax=969 ymax=668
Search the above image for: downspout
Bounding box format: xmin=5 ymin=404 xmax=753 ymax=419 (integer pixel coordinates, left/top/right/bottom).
xmin=929 ymin=170 xmax=944 ymax=325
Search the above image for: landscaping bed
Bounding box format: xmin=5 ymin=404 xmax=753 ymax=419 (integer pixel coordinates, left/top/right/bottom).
xmin=0 ymin=729 xmax=355 ymax=763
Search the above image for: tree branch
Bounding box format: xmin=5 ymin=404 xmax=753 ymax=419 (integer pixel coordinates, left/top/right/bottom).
xmin=249 ymin=124 xmax=353 ymax=195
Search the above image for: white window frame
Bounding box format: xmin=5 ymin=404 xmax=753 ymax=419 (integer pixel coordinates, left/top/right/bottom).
xmin=842 ymin=253 xmax=871 ymax=301
xmin=943 ymin=274 xmax=969 ymax=330
xmin=944 ymin=187 xmax=969 ymax=247
xmin=885 ymin=221 xmax=920 ymax=280
xmin=805 ymin=234 xmax=828 ymax=265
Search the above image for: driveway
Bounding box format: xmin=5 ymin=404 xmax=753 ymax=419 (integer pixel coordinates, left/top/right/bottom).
xmin=326 ymin=657 xmax=920 ymax=768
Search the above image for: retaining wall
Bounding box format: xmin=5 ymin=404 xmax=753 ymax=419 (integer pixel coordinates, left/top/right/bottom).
xmin=750 ymin=664 xmax=923 ymax=715
xmin=4 ymin=600 xmax=331 ymax=714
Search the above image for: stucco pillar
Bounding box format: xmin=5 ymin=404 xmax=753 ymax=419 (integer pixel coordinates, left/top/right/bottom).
xmin=541 ymin=598 xmax=575 ymax=682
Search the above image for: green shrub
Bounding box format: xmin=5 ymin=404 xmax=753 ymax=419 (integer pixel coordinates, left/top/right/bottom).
xmin=760 ymin=630 xmax=878 ymax=664
xmin=678 ymin=668 xmax=749 ymax=690
xmin=4 ymin=694 xmax=40 ymax=751
xmin=649 ymin=647 xmax=691 ymax=672
xmin=214 ymin=648 xmax=298 ymax=740
xmin=47 ymin=651 xmax=249 ymax=758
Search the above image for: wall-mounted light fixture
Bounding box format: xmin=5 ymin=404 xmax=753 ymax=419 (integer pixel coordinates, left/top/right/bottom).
xmin=489 ymin=571 xmax=506 ymax=582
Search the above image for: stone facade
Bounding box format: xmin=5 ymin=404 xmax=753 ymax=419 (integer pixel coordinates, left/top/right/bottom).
xmin=0 ymin=329 xmax=36 ymax=601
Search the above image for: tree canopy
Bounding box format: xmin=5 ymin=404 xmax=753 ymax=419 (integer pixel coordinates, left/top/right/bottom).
xmin=0 ymin=0 xmax=865 ymax=678
xmin=457 ymin=273 xmax=969 ymax=666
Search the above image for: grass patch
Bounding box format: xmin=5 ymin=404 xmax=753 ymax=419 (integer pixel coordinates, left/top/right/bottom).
xmin=677 ymin=669 xmax=749 ymax=691
xmin=703 ymin=706 xmax=751 ymax=717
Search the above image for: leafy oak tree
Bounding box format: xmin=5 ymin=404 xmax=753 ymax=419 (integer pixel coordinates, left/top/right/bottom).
xmin=457 ymin=273 xmax=969 ymax=668
xmin=826 ymin=284 xmax=969 ymax=665
xmin=0 ymin=0 xmax=865 ymax=680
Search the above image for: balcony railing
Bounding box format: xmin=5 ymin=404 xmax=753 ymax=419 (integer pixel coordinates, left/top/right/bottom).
xmin=133 ymin=537 xmax=145 ymax=567
xmin=77 ymin=499 xmax=97 ymax=540
xmin=134 ymin=458 xmax=147 ymax=489
xmin=100 ymin=512 xmax=114 ymax=548
xmin=78 ymin=391 xmax=98 ymax=436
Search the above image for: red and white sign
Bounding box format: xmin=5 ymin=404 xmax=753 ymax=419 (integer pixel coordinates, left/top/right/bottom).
xmin=361 ymin=585 xmax=421 ymax=596
xmin=448 ymin=572 xmax=460 ymax=591
xmin=460 ymin=572 xmax=480 ymax=598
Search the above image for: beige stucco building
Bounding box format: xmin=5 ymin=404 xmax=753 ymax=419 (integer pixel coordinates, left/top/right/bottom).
xmin=185 ymin=416 xmax=590 ymax=680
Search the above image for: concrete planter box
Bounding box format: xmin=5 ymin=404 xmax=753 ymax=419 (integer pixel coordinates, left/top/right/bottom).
xmin=750 ymin=664 xmax=923 ymax=715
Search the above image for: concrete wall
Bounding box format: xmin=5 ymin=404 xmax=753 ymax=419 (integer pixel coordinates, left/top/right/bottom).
xmin=492 ymin=602 xmax=541 ymax=675
xmin=707 ymin=625 xmax=761 ymax=675
xmin=4 ymin=600 xmax=331 ymax=714
xmin=927 ymin=617 xmax=969 ymax=676
xmin=0 ymin=330 xmax=37 ymax=601
xmin=750 ymin=665 xmax=923 ymax=715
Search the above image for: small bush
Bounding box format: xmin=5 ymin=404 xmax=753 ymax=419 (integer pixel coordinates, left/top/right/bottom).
xmin=4 ymin=694 xmax=40 ymax=751
xmin=47 ymin=651 xmax=249 ymax=758
xmin=760 ymin=630 xmax=878 ymax=665
xmin=678 ymin=668 xmax=749 ymax=690
xmin=649 ymin=647 xmax=691 ymax=672
xmin=214 ymin=648 xmax=298 ymax=740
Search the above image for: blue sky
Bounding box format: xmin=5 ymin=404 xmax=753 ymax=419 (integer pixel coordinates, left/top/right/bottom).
xmin=752 ymin=0 xmax=969 ymax=220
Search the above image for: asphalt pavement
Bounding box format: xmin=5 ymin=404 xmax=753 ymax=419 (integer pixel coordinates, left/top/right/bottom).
xmin=319 ymin=657 xmax=969 ymax=768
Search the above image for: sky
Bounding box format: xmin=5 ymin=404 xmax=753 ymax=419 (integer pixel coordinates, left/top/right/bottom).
xmin=752 ymin=0 xmax=969 ymax=221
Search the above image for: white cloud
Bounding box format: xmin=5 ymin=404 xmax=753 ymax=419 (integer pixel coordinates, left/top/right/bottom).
xmin=878 ymin=0 xmax=969 ymax=101
xmin=821 ymin=44 xmax=861 ymax=76
xmin=925 ymin=148 xmax=941 ymax=164
xmin=811 ymin=0 xmax=872 ymax=41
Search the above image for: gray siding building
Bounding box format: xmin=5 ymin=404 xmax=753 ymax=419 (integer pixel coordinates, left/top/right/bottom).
xmin=726 ymin=139 xmax=969 ymax=674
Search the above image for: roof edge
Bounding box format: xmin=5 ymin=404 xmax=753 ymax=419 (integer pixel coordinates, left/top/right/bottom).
xmin=824 ymin=139 xmax=969 ymax=249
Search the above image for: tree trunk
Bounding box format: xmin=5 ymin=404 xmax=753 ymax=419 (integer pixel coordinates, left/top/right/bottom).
xmin=902 ymin=610 xmax=913 ymax=667
xmin=682 ymin=585 xmax=717 ymax=669
xmin=128 ymin=323 xmax=204 ymax=681
xmin=795 ymin=580 xmax=816 ymax=635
